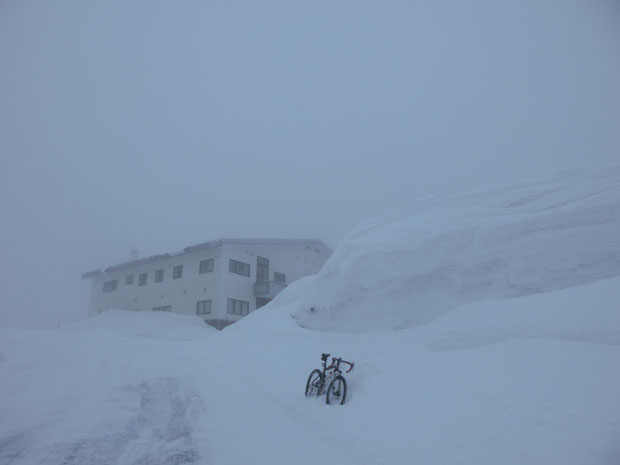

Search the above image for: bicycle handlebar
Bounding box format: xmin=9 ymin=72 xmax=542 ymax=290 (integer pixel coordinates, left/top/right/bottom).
xmin=327 ymin=357 xmax=355 ymax=373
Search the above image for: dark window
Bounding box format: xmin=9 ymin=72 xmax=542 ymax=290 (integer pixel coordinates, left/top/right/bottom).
xmin=274 ymin=272 xmax=286 ymax=284
xmin=152 ymin=305 xmax=171 ymax=312
xmin=257 ymin=256 xmax=269 ymax=283
xmin=199 ymin=258 xmax=214 ymax=274
xmin=103 ymin=280 xmax=118 ymax=293
xmin=196 ymin=300 xmax=212 ymax=315
xmin=256 ymin=297 xmax=270 ymax=309
xmin=173 ymin=265 xmax=183 ymax=279
xmin=138 ymin=273 xmax=147 ymax=286
xmin=155 ymin=269 xmax=164 ymax=283
xmin=227 ymin=298 xmax=249 ymax=316
xmin=125 ymin=274 xmax=134 ymax=285
xmin=229 ymin=259 xmax=250 ymax=277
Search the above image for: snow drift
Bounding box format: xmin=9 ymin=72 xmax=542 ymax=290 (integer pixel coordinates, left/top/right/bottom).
xmin=288 ymin=163 xmax=620 ymax=331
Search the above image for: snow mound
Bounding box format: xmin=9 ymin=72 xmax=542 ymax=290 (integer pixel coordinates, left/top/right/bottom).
xmin=424 ymin=275 xmax=620 ymax=351
xmin=288 ymin=163 xmax=620 ymax=332
xmin=66 ymin=310 xmax=215 ymax=340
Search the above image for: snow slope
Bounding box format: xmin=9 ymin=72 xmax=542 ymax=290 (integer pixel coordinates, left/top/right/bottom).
xmin=288 ymin=163 xmax=620 ymax=331
xmin=1 ymin=277 xmax=620 ymax=465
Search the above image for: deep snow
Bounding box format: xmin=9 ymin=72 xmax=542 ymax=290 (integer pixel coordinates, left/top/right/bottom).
xmin=1 ymin=276 xmax=619 ymax=465
xmin=1 ymin=163 xmax=620 ymax=464
xmin=289 ymin=163 xmax=620 ymax=331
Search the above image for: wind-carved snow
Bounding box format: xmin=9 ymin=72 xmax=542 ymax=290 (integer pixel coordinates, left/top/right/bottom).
xmin=287 ymin=163 xmax=620 ymax=332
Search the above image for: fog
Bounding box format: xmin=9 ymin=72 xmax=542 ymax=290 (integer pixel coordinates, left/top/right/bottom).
xmin=1 ymin=0 xmax=619 ymax=328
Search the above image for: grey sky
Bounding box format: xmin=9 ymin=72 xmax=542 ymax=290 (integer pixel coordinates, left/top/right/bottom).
xmin=1 ymin=0 xmax=619 ymax=328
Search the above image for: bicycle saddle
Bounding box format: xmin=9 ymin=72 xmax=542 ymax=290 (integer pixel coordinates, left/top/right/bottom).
xmin=321 ymin=353 xmax=330 ymax=361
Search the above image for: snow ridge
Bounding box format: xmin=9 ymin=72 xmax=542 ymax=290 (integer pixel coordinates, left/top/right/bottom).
xmin=289 ymin=163 xmax=620 ymax=332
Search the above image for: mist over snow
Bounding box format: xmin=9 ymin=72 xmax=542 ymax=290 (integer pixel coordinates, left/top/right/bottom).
xmin=1 ymin=164 xmax=620 ymax=464
xmin=1 ymin=0 xmax=620 ymax=329
xmin=1 ymin=0 xmax=620 ymax=462
xmin=286 ymin=163 xmax=620 ymax=331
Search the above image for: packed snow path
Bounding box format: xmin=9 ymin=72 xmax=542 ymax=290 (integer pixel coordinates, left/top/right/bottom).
xmin=0 ymin=377 xmax=201 ymax=465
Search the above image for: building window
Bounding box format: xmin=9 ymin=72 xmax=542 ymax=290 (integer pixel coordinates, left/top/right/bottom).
xmin=152 ymin=305 xmax=171 ymax=312
xmin=257 ymin=256 xmax=269 ymax=283
xmin=199 ymin=258 xmax=214 ymax=274
xmin=125 ymin=274 xmax=134 ymax=285
xmin=274 ymin=272 xmax=286 ymax=284
xmin=229 ymin=259 xmax=250 ymax=277
xmin=227 ymin=298 xmax=249 ymax=316
xmin=155 ymin=269 xmax=164 ymax=283
xmin=103 ymin=280 xmax=118 ymax=293
xmin=173 ymin=265 xmax=183 ymax=279
xmin=196 ymin=300 xmax=212 ymax=315
xmin=139 ymin=272 xmax=147 ymax=286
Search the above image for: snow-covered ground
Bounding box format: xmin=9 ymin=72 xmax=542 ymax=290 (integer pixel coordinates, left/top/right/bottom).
xmin=1 ymin=277 xmax=619 ymax=465
xmin=1 ymin=164 xmax=619 ymax=464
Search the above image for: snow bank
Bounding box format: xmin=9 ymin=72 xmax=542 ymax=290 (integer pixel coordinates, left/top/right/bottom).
xmin=288 ymin=163 xmax=620 ymax=331
xmin=223 ymin=275 xmax=620 ymax=465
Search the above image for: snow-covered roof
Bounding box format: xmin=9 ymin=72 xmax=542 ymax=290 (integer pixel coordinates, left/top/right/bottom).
xmin=81 ymin=238 xmax=331 ymax=279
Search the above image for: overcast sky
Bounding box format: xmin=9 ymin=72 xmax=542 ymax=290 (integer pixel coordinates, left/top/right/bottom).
xmin=1 ymin=0 xmax=619 ymax=328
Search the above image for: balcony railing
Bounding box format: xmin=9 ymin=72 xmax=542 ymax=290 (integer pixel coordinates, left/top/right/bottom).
xmin=254 ymin=280 xmax=287 ymax=299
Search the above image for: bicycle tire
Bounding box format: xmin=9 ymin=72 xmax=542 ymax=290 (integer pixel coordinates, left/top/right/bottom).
xmin=305 ymin=369 xmax=323 ymax=397
xmin=326 ymin=375 xmax=347 ymax=405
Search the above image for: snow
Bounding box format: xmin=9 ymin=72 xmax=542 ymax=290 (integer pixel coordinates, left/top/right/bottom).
xmin=1 ymin=164 xmax=620 ymax=464
xmin=1 ymin=278 xmax=619 ymax=464
xmin=288 ymin=162 xmax=620 ymax=331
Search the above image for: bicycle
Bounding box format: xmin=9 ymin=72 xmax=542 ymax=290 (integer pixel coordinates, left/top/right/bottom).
xmin=305 ymin=353 xmax=354 ymax=405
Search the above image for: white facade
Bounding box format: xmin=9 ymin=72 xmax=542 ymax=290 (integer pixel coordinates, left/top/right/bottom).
xmin=82 ymin=238 xmax=331 ymax=329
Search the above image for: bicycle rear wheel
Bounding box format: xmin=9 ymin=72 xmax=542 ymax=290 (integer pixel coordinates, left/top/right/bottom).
xmin=326 ymin=375 xmax=347 ymax=405
xmin=305 ymin=369 xmax=323 ymax=397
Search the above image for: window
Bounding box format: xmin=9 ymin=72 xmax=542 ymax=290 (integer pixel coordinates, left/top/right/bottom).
xmin=257 ymin=256 xmax=269 ymax=283
xmin=196 ymin=300 xmax=212 ymax=315
xmin=173 ymin=265 xmax=183 ymax=279
xmin=155 ymin=269 xmax=164 ymax=283
xmin=227 ymin=298 xmax=249 ymax=316
xmin=139 ymin=272 xmax=147 ymax=286
xmin=125 ymin=274 xmax=134 ymax=285
xmin=229 ymin=259 xmax=250 ymax=277
xmin=274 ymin=272 xmax=286 ymax=284
xmin=199 ymin=258 xmax=214 ymax=274
xmin=103 ymin=280 xmax=118 ymax=293
xmin=152 ymin=305 xmax=171 ymax=312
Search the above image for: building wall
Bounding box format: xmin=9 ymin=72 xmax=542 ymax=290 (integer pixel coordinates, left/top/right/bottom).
xmin=85 ymin=240 xmax=331 ymax=328
xmin=88 ymin=247 xmax=223 ymax=319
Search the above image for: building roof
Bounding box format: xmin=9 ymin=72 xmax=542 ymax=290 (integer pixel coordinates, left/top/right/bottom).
xmin=81 ymin=238 xmax=331 ymax=279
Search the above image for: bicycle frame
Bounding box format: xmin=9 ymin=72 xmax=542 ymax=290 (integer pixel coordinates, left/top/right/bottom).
xmin=317 ymin=354 xmax=354 ymax=394
xmin=305 ymin=353 xmax=355 ymax=403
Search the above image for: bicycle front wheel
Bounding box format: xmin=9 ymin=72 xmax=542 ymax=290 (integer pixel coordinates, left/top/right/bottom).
xmin=305 ymin=369 xmax=323 ymax=397
xmin=326 ymin=375 xmax=347 ymax=405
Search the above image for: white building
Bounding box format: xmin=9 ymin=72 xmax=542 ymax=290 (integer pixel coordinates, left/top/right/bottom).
xmin=82 ymin=238 xmax=332 ymax=329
